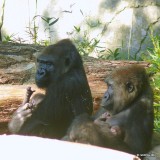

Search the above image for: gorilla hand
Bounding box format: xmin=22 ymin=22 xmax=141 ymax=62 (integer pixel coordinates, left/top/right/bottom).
xmin=8 ymin=103 xmax=33 ymax=133
xmin=94 ymin=112 xmax=124 ymax=138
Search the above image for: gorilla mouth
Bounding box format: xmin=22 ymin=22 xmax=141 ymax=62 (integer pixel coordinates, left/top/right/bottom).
xmin=99 ymin=117 xmax=107 ymax=122
xmin=102 ymin=104 xmax=113 ymax=111
xmin=35 ymin=79 xmax=49 ymax=88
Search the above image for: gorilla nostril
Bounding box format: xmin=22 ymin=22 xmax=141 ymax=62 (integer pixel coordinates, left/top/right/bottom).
xmin=40 ymin=71 xmax=45 ymax=75
xmin=38 ymin=68 xmax=46 ymax=76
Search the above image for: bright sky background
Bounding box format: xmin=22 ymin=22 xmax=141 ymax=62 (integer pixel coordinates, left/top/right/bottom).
xmin=1 ymin=0 xmax=100 ymax=43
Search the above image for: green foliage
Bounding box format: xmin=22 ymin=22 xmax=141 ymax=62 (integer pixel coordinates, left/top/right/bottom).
xmin=98 ymin=40 xmax=142 ymax=60
xmin=25 ymin=0 xmax=59 ymax=45
xmin=72 ymin=31 xmax=101 ymax=56
xmin=98 ymin=47 xmax=142 ymax=61
xmin=35 ymin=15 xmax=59 ymax=44
xmin=38 ymin=39 xmax=50 ymax=46
xmin=26 ymin=15 xmax=59 ymax=45
xmin=3 ymin=33 xmax=16 ymax=43
xmin=26 ymin=0 xmax=38 ymax=44
xmin=69 ymin=26 xmax=100 ymax=56
xmin=98 ymin=41 xmax=125 ymax=60
xmin=98 ymin=48 xmax=122 ymax=60
xmin=68 ymin=12 xmax=103 ymax=56
xmin=26 ymin=24 xmax=39 ymax=44
xmin=144 ymin=32 xmax=160 ymax=131
xmin=41 ymin=16 xmax=59 ymax=27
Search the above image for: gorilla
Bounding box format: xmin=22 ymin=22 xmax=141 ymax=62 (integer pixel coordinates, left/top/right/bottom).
xmin=63 ymin=65 xmax=154 ymax=156
xmin=8 ymin=39 xmax=93 ymax=138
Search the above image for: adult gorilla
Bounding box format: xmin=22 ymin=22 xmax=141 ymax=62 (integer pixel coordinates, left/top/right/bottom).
xmin=8 ymin=39 xmax=93 ymax=138
xmin=63 ymin=65 xmax=154 ymax=156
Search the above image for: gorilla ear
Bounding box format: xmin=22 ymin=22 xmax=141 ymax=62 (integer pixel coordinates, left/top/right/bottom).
xmin=126 ymin=82 xmax=134 ymax=93
xmin=63 ymin=51 xmax=75 ymax=73
xmin=63 ymin=49 xmax=79 ymax=73
xmin=63 ymin=57 xmax=71 ymax=73
xmin=65 ymin=57 xmax=71 ymax=66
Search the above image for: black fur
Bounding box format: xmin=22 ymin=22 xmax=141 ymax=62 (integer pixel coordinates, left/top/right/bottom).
xmin=9 ymin=39 xmax=93 ymax=138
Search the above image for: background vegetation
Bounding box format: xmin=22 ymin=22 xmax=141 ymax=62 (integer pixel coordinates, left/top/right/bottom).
xmin=143 ymin=32 xmax=160 ymax=131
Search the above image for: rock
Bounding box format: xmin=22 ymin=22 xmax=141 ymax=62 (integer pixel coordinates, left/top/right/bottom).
xmin=0 ymin=42 xmax=43 ymax=84
xmin=98 ymin=0 xmax=160 ymax=58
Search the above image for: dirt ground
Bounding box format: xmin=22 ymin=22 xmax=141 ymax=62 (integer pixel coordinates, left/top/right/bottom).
xmin=0 ymin=98 xmax=21 ymax=134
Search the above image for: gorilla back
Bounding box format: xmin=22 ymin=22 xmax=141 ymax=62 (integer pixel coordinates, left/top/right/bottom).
xmin=9 ymin=39 xmax=93 ymax=138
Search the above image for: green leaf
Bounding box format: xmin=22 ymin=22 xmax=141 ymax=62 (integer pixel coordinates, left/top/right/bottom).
xmin=74 ymin=26 xmax=81 ymax=32
xmin=49 ymin=18 xmax=59 ymax=26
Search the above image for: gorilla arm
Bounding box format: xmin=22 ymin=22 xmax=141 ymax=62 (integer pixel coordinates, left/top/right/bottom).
xmin=8 ymin=87 xmax=44 ymax=134
xmin=8 ymin=103 xmax=33 ymax=133
xmin=62 ymin=113 xmax=106 ymax=146
xmin=103 ymin=100 xmax=153 ymax=154
xmin=8 ymin=102 xmax=45 ymax=135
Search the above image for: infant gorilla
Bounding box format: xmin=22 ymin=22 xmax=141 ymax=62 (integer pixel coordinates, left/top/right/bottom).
xmin=94 ymin=112 xmax=123 ymax=138
xmin=62 ymin=113 xmax=127 ymax=151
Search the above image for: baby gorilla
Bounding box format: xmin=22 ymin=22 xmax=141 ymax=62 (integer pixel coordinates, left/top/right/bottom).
xmin=8 ymin=87 xmax=44 ymax=133
xmin=94 ymin=112 xmax=124 ymax=138
xmin=62 ymin=113 xmax=129 ymax=151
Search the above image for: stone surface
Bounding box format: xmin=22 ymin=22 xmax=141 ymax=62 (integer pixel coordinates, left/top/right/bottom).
xmin=0 ymin=43 xmax=43 ymax=84
xmin=98 ymin=0 xmax=160 ymax=59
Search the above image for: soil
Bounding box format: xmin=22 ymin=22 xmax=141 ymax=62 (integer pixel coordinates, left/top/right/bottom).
xmin=0 ymin=98 xmax=21 ymax=134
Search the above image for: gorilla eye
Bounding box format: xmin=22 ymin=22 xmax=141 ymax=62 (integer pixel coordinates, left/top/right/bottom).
xmin=107 ymin=83 xmax=111 ymax=87
xmin=37 ymin=59 xmax=45 ymax=64
xmin=126 ymin=82 xmax=134 ymax=93
xmin=46 ymin=62 xmax=53 ymax=66
xmin=107 ymin=82 xmax=112 ymax=87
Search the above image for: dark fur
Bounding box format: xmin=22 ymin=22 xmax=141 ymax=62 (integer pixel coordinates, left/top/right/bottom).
xmin=8 ymin=39 xmax=93 ymax=138
xmin=99 ymin=65 xmax=154 ymax=154
xmin=63 ymin=65 xmax=154 ymax=155
xmin=62 ymin=113 xmax=129 ymax=152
